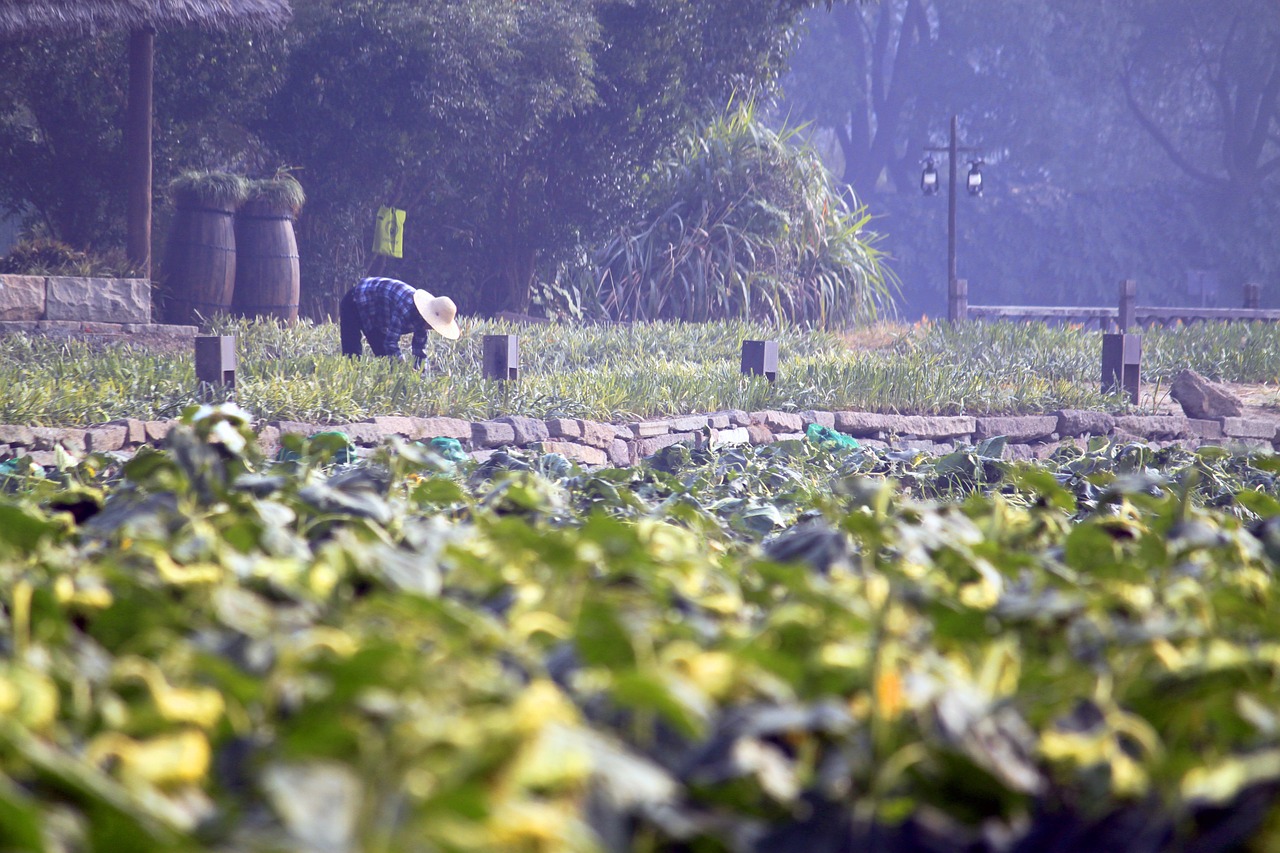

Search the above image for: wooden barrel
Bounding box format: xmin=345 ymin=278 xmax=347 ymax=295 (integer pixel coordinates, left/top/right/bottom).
xmin=232 ymin=199 xmax=300 ymax=323
xmin=161 ymin=202 xmax=236 ymax=325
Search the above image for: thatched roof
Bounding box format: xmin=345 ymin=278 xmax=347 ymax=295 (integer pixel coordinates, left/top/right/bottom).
xmin=0 ymin=0 xmax=291 ymax=39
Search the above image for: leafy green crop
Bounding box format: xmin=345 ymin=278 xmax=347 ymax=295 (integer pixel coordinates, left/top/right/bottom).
xmin=4 ymin=407 xmax=1280 ymax=851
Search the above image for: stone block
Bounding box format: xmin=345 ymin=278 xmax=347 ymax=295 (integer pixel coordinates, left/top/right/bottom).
xmin=630 ymin=421 xmax=670 ymax=438
xmin=86 ymin=424 xmax=127 ymax=453
xmin=145 ymin=420 xmax=174 ymax=442
xmin=1114 ymin=415 xmax=1190 ymax=440
xmin=417 ymin=417 xmax=473 ymax=441
xmin=0 ymin=275 xmax=45 ymax=321
xmin=800 ymin=410 xmax=835 ymax=430
xmin=575 ymin=420 xmax=616 ymax=449
xmin=340 ymin=423 xmax=384 ymax=446
xmin=634 ymin=431 xmax=695 ymax=458
xmin=498 ymin=415 xmax=550 ymax=446
xmin=534 ymin=440 xmax=608 ymax=467
xmin=706 ymin=413 xmax=732 ymax=429
xmin=30 ymin=427 xmax=86 ymax=454
xmin=896 ymin=440 xmax=953 ymax=455
xmin=666 ymin=415 xmax=709 ymax=432
xmin=473 ymin=420 xmax=516 ymax=448
xmin=275 ymin=421 xmax=323 ymax=437
xmin=0 ymin=425 xmax=35 ymax=446
xmin=750 ymin=410 xmax=804 ymax=432
xmin=1056 ymin=410 xmax=1116 ymax=438
xmin=1220 ymin=417 xmax=1277 ymax=441
xmin=835 ymin=412 xmax=974 ymax=439
xmin=747 ymin=424 xmax=774 ymax=445
xmin=974 ymin=415 xmax=1059 ymax=442
xmin=713 ymin=427 xmax=750 ymax=446
xmin=608 ymin=439 xmax=632 ymax=467
xmin=1187 ymin=418 xmax=1223 ymax=440
xmin=37 ymin=320 xmax=124 ymax=335
xmin=45 ymin=277 xmax=150 ymax=324
xmin=110 ymin=418 xmax=148 ymax=445
xmin=545 ymin=418 xmax=582 ymax=440
xmin=370 ymin=416 xmax=427 ymax=439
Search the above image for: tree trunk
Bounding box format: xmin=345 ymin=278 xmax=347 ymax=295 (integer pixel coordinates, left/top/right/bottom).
xmin=126 ymin=27 xmax=154 ymax=281
xmin=478 ymin=240 xmax=535 ymax=316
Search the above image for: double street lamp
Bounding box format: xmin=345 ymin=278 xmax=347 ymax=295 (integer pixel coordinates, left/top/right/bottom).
xmin=922 ymin=115 xmax=984 ymax=321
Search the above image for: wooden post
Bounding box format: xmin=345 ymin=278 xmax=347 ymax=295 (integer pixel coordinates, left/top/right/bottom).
xmin=948 ymin=278 xmax=968 ymax=323
xmin=1244 ymin=282 xmax=1261 ymax=310
xmin=1117 ymin=279 xmax=1136 ymax=331
xmin=126 ymin=28 xmax=154 ymax=281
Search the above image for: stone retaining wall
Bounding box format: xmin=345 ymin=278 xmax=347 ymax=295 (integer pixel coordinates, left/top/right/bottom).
xmin=0 ymin=275 xmax=204 ymax=343
xmin=3 ymin=408 xmax=1277 ymax=469
xmin=0 ymin=275 xmax=151 ymax=323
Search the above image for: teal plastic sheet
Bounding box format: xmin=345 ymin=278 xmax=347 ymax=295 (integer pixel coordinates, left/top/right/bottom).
xmin=805 ymin=422 xmax=861 ymax=450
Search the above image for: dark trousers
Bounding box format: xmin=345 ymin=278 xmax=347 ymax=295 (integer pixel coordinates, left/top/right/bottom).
xmin=339 ymin=288 xmax=397 ymax=357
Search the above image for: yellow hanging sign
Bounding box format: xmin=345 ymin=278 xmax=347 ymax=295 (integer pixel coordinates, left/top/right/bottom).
xmin=373 ymin=206 xmax=406 ymax=258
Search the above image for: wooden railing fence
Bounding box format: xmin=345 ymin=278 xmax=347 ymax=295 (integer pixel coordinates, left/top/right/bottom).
xmin=952 ymin=279 xmax=1279 ymax=330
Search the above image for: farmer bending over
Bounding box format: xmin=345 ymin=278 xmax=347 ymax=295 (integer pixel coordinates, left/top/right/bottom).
xmin=339 ymin=276 xmax=460 ymax=364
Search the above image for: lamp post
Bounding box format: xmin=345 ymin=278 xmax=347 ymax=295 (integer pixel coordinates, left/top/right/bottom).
xmin=922 ymin=115 xmax=983 ymax=321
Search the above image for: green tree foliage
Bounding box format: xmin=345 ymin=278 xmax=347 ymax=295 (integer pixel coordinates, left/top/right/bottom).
xmin=259 ymin=0 xmax=823 ymax=318
xmin=585 ymin=100 xmax=895 ymax=328
xmin=0 ymin=29 xmax=284 ymax=251
xmin=0 ymin=0 xmax=836 ymax=320
xmin=0 ymin=38 xmax=127 ymax=248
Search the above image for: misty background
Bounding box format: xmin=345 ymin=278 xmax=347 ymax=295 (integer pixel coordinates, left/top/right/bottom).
xmin=775 ymin=0 xmax=1280 ymax=320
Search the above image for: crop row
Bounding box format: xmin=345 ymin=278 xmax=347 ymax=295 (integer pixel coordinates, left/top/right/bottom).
xmin=3 ymin=317 xmax=1280 ymax=426
xmin=2 ymin=407 xmax=1280 ymax=851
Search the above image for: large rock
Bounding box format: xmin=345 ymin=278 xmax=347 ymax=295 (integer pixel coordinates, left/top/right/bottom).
xmin=45 ymin=277 xmax=150 ymax=324
xmin=0 ymin=275 xmax=45 ymax=321
xmin=1169 ymin=368 xmax=1243 ymax=419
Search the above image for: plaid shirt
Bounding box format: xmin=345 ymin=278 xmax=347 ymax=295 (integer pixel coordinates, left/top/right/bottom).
xmin=351 ymin=277 xmax=430 ymax=360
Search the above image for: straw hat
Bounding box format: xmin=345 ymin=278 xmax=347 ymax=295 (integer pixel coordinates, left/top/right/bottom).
xmin=412 ymin=290 xmax=461 ymax=340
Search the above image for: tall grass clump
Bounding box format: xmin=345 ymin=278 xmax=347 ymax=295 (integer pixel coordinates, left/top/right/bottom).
xmin=581 ymin=99 xmax=896 ymax=330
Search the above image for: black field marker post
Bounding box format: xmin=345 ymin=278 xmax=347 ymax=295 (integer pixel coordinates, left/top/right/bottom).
xmin=1101 ymin=333 xmax=1141 ymax=405
xmin=483 ymin=334 xmax=520 ymax=381
xmin=195 ymin=335 xmax=237 ymax=401
xmin=741 ymin=339 xmax=779 ymax=382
